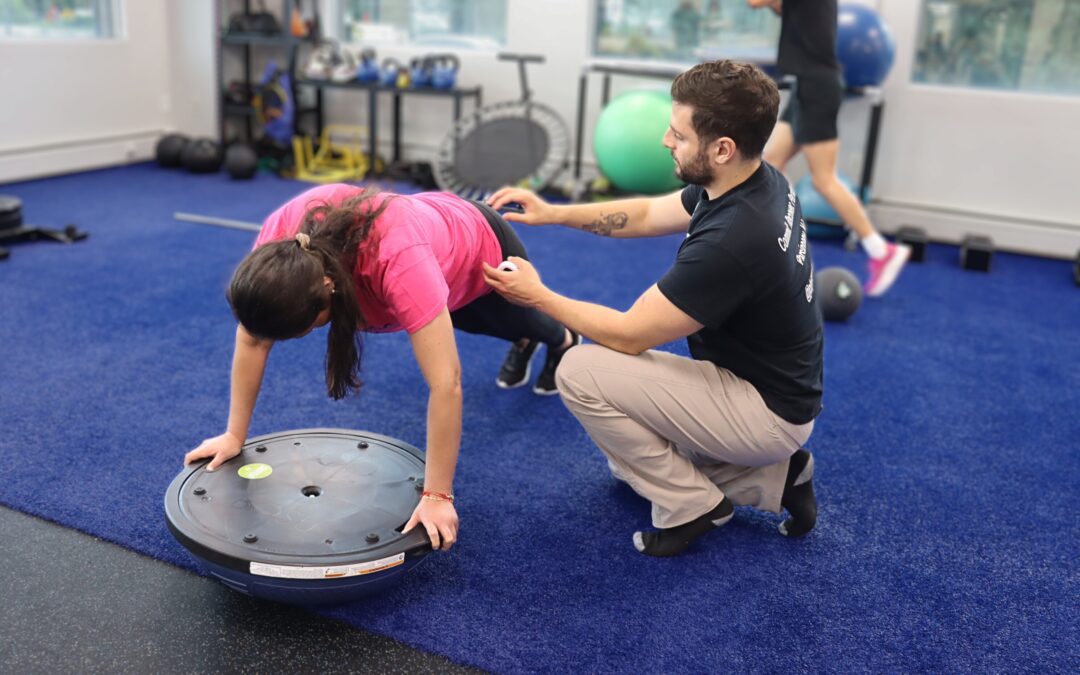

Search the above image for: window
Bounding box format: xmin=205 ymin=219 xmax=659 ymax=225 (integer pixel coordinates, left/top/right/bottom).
xmin=593 ymin=0 xmax=780 ymax=63
xmin=914 ymin=0 xmax=1080 ymax=95
xmin=0 ymin=0 xmax=121 ymax=39
xmin=341 ymin=0 xmax=507 ymax=49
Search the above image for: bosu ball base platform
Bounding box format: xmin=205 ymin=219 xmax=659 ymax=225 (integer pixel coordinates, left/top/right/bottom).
xmin=165 ymin=428 xmax=432 ymax=605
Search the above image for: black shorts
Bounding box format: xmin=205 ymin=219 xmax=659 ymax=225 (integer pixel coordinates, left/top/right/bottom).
xmin=447 ymin=201 xmax=565 ymax=346
xmin=779 ymin=73 xmax=844 ymax=145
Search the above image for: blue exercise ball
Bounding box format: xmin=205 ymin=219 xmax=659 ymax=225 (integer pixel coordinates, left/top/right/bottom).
xmin=837 ymin=4 xmax=896 ymax=88
xmin=795 ymin=174 xmax=870 ymax=239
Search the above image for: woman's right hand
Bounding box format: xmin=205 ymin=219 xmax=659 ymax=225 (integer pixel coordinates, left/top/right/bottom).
xmin=184 ymin=431 xmax=243 ymax=472
xmin=487 ymin=187 xmax=557 ymax=226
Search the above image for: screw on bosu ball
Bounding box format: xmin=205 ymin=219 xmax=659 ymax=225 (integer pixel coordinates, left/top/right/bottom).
xmin=164 ymin=428 xmax=432 ymax=605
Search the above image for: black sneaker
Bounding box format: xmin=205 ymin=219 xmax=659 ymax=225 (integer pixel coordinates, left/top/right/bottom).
xmin=533 ymin=331 xmax=582 ymax=396
xmin=496 ymin=340 xmax=540 ymax=389
xmin=779 ymin=448 xmax=817 ymax=537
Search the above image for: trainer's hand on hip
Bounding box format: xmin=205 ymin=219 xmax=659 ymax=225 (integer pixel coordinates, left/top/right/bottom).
xmin=184 ymin=431 xmax=243 ymax=472
xmin=403 ymin=499 xmax=459 ymax=551
xmin=487 ymin=187 xmax=556 ymax=226
xmin=482 ymin=256 xmax=548 ymax=308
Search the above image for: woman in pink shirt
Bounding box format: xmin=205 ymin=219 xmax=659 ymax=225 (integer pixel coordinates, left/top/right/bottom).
xmin=183 ymin=184 xmax=577 ymax=552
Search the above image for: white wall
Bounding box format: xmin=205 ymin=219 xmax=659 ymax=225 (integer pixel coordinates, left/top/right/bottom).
xmin=0 ymin=2 xmax=174 ymax=183
xmin=166 ymin=1 xmax=218 ymax=140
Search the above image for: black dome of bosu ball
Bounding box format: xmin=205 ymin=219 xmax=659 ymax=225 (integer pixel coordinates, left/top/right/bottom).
xmin=165 ymin=428 xmax=432 ymax=605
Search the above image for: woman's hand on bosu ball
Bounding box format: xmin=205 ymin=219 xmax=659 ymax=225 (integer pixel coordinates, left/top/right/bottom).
xmin=403 ymin=498 xmax=459 ymax=551
xmin=184 ymin=431 xmax=243 ymax=472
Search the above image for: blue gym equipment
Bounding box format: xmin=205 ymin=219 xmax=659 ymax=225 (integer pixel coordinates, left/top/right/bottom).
xmin=837 ymin=4 xmax=896 ymax=88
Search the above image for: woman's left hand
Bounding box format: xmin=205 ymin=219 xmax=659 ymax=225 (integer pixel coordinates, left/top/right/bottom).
xmin=403 ymin=498 xmax=459 ymax=551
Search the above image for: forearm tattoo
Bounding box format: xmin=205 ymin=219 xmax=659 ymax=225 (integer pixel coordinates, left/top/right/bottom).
xmin=581 ymin=211 xmax=629 ymax=237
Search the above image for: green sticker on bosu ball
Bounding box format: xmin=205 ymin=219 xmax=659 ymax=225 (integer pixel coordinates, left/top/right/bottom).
xmin=238 ymin=463 xmax=273 ymax=480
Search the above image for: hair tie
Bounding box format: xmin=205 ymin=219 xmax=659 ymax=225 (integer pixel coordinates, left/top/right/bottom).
xmin=294 ymin=232 xmax=311 ymax=251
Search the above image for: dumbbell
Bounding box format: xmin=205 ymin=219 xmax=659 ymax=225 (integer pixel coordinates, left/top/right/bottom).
xmin=896 ymin=226 xmax=928 ymax=263
xmin=960 ymin=235 xmax=993 ymax=272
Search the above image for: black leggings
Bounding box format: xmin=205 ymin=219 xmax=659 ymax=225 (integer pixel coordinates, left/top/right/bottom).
xmin=449 ymin=202 xmax=566 ymax=346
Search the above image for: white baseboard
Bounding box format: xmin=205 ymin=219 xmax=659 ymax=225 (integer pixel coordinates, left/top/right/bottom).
xmin=0 ymin=130 xmax=165 ymax=184
xmin=870 ymin=201 xmax=1080 ymax=260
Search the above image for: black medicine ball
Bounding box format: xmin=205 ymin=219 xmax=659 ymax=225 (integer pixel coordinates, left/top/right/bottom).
xmin=155 ymin=134 xmax=190 ymax=168
xmin=815 ymin=266 xmax=863 ymax=322
xmin=181 ymin=138 xmax=224 ymax=174
xmin=225 ymin=143 xmax=259 ymax=180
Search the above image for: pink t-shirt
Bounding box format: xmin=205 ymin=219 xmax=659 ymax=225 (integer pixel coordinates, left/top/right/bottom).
xmin=255 ymin=184 xmax=502 ymax=334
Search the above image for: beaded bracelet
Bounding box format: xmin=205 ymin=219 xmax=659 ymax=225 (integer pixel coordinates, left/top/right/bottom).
xmin=421 ymin=490 xmax=455 ymax=503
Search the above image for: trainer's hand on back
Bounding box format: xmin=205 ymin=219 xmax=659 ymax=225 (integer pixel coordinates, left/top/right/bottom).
xmin=487 ymin=187 xmax=556 ymax=226
xmin=184 ymin=431 xmax=243 ymax=472
xmin=403 ymin=498 xmax=459 ymax=551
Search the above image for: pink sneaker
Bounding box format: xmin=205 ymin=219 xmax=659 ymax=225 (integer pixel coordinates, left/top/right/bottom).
xmin=865 ymin=242 xmax=911 ymax=297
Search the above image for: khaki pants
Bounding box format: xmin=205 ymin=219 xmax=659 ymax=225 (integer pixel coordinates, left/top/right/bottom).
xmin=555 ymin=344 xmax=814 ymax=528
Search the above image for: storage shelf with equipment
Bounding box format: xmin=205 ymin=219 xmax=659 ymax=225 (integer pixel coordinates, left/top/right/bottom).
xmin=216 ymin=0 xmax=319 ymax=144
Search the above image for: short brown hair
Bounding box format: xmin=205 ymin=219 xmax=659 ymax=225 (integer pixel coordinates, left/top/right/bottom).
xmin=670 ymin=60 xmax=779 ymax=158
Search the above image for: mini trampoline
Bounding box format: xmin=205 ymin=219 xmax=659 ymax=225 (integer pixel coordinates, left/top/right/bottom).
xmin=433 ymin=53 xmax=570 ymax=200
xmin=165 ymin=428 xmax=432 ymax=605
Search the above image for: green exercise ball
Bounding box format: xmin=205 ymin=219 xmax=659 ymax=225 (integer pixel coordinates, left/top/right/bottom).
xmin=594 ymin=90 xmax=683 ymax=195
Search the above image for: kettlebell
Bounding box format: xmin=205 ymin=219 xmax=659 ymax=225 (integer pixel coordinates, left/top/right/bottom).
xmin=380 ymin=57 xmax=404 ymax=87
xmin=409 ymin=56 xmax=433 ymax=88
xmin=357 ymin=48 xmax=379 ymax=83
xmin=432 ymin=54 xmax=460 ymax=90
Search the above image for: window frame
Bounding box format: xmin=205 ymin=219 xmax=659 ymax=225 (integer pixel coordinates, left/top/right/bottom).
xmin=910 ymin=0 xmax=1080 ymax=98
xmin=334 ymin=0 xmax=508 ymax=51
xmin=589 ymin=0 xmax=781 ymax=67
xmin=0 ymin=0 xmax=124 ymax=42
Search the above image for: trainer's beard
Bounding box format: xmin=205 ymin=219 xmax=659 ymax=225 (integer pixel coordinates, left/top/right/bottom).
xmin=673 ymin=148 xmax=714 ymax=186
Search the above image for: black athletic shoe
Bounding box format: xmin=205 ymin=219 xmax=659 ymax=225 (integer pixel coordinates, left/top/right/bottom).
xmin=533 ymin=331 xmax=582 ymax=396
xmin=496 ymin=340 xmax=540 ymax=389
xmin=779 ymin=448 xmax=817 ymax=537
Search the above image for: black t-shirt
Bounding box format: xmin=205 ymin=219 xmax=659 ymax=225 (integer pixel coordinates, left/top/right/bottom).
xmin=657 ymin=162 xmax=823 ymax=425
xmin=777 ymin=0 xmax=840 ymax=78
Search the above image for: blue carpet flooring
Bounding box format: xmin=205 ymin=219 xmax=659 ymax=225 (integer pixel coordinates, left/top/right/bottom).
xmin=1 ymin=164 xmax=1077 ymax=673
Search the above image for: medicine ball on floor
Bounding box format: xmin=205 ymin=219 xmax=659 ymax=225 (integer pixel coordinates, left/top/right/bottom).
xmin=155 ymin=134 xmax=190 ymax=168
xmin=225 ymin=143 xmax=259 ymax=180
xmin=165 ymin=428 xmax=433 ymax=605
xmin=181 ymin=138 xmax=224 ymax=174
xmin=815 ymin=266 xmax=862 ymax=322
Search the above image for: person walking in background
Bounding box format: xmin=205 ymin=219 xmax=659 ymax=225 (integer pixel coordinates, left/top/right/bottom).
xmin=748 ymin=0 xmax=910 ymax=296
